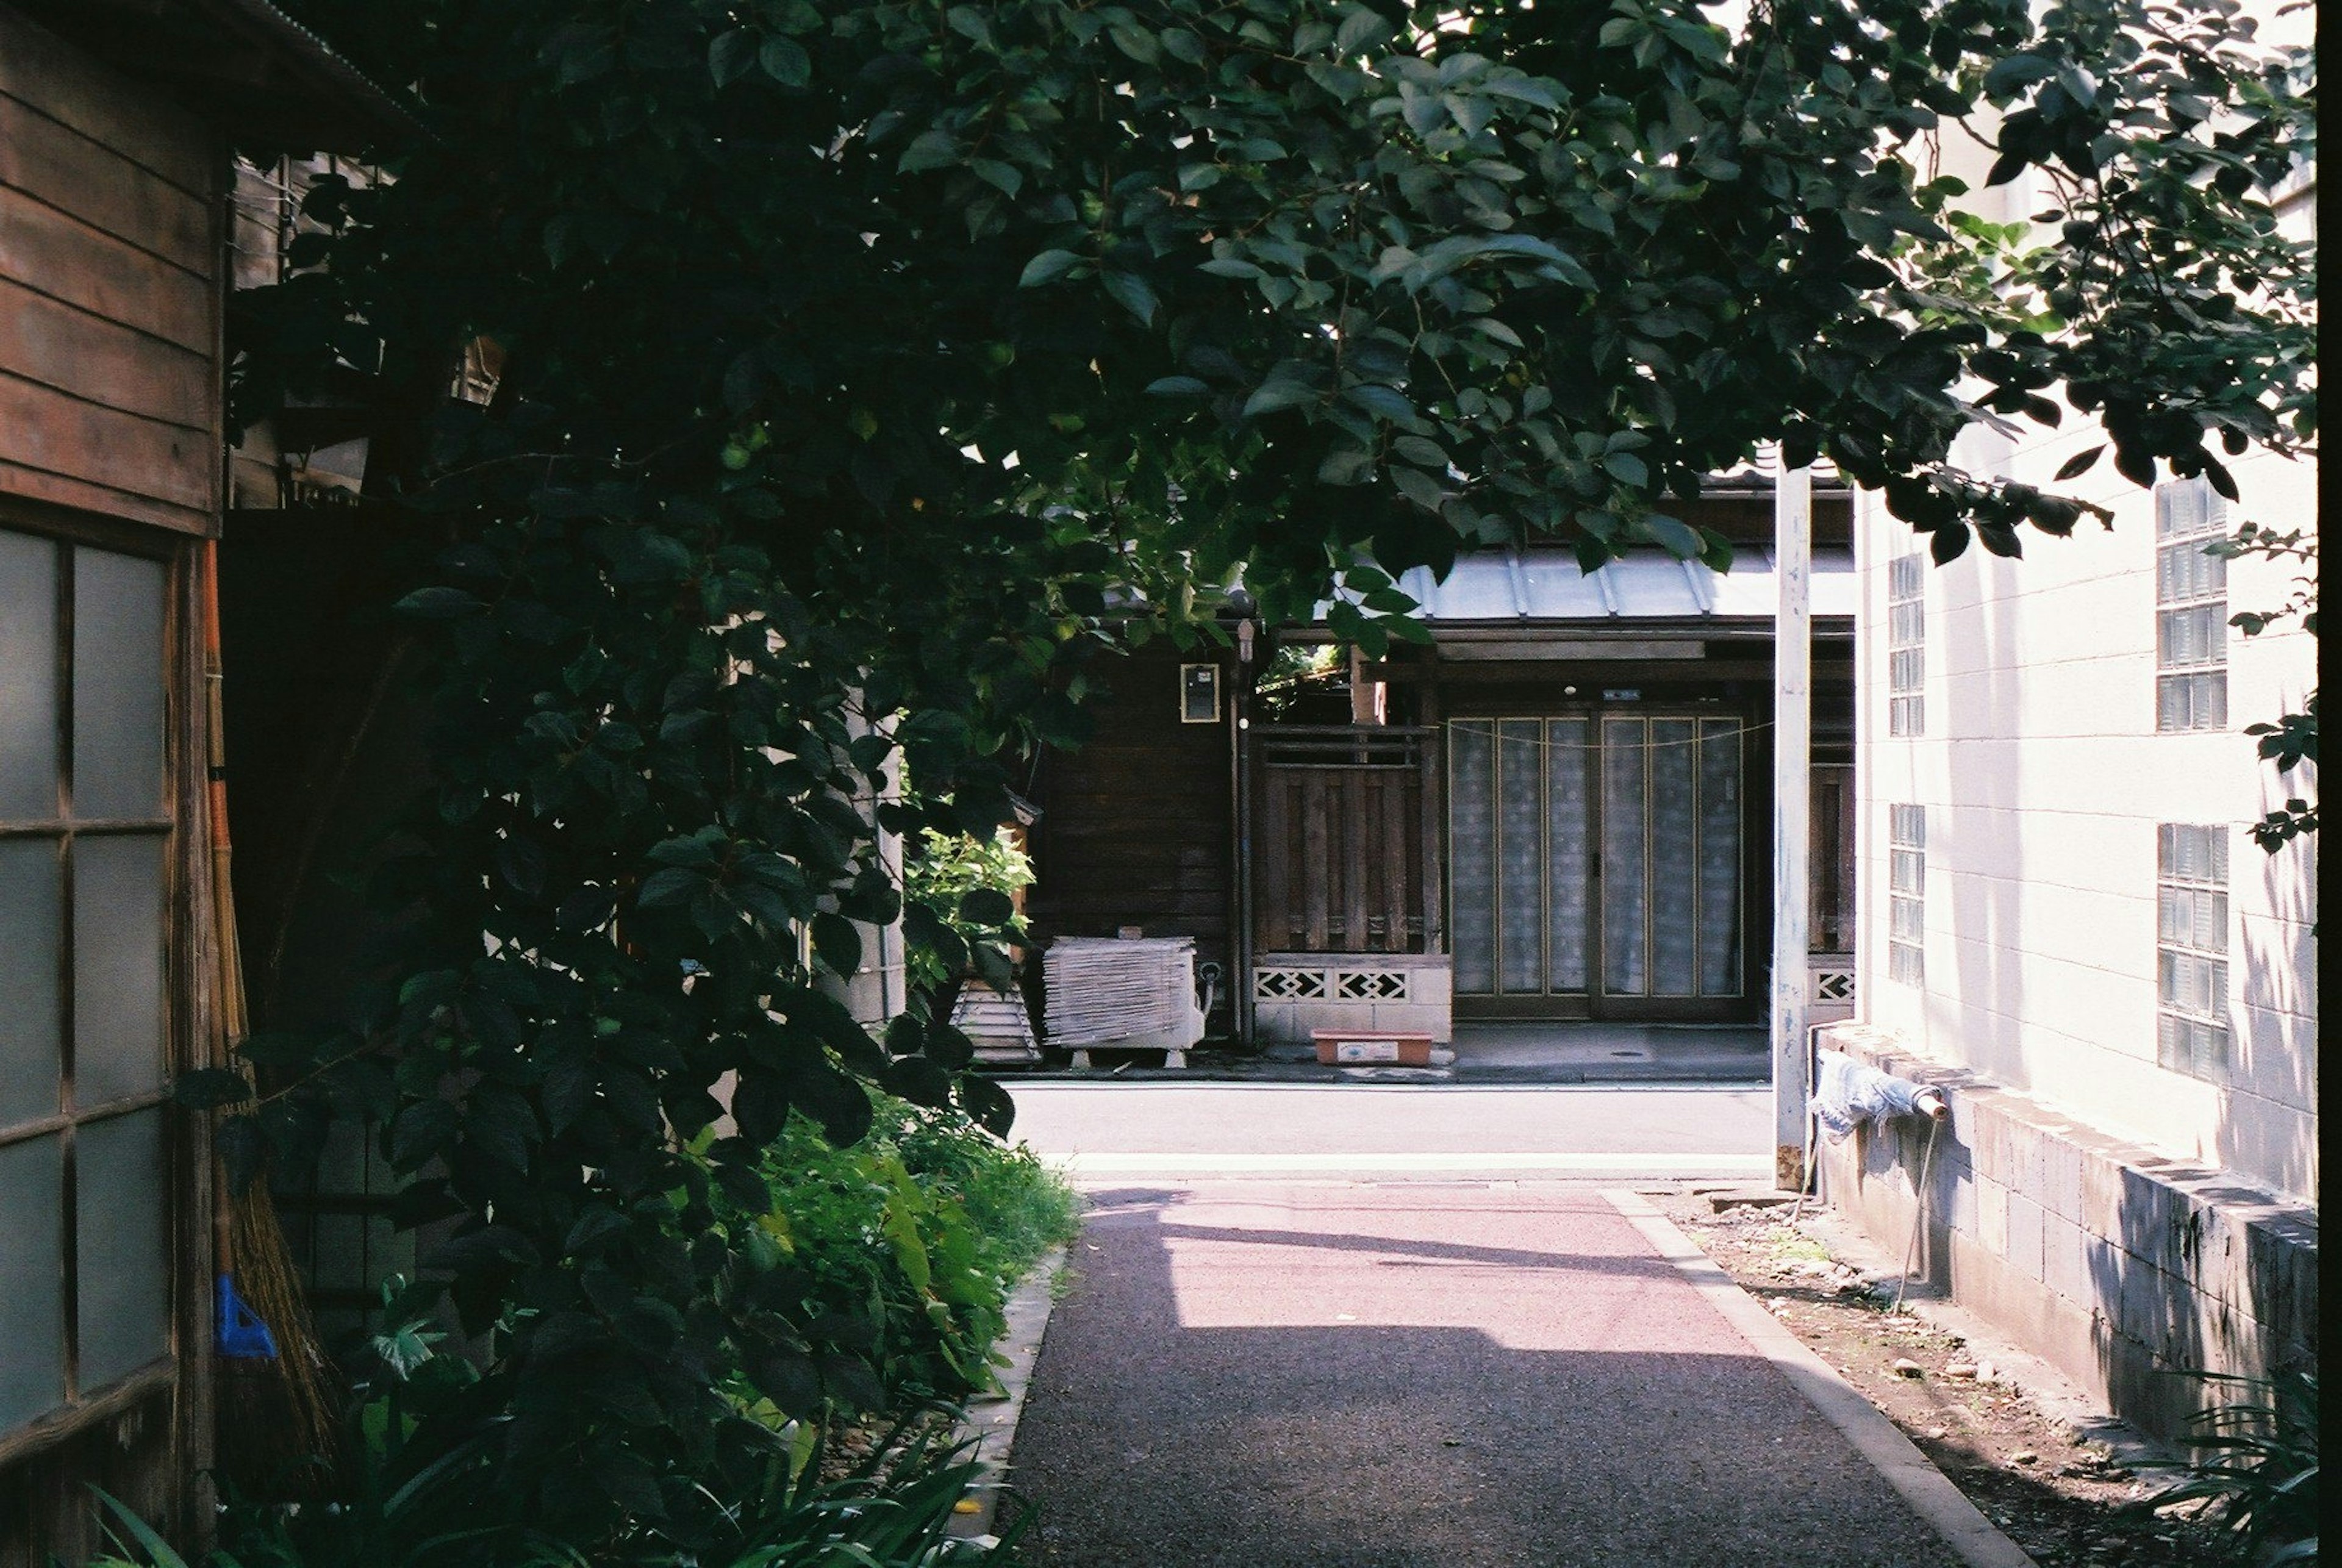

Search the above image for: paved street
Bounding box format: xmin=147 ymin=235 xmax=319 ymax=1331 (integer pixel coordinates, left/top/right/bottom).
xmin=1000 ymin=1087 xmax=2009 ymax=1567
xmin=1006 ymin=1082 xmax=1775 ymax=1180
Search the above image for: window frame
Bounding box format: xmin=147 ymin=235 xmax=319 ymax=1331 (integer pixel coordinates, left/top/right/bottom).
xmin=2154 ymin=479 xmax=2229 ymax=733
xmin=0 ymin=506 xmax=207 ymax=1477
xmin=1886 ymin=550 xmax=1925 ymax=739
xmin=1887 ymin=803 xmax=1925 ymax=987
xmin=2155 ymin=823 xmax=2232 ymax=1081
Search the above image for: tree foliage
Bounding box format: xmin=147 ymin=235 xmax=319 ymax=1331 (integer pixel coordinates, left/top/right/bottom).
xmin=212 ymin=0 xmax=2313 ymax=1553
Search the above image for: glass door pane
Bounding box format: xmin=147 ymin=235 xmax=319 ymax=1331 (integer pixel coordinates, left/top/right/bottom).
xmin=1600 ymin=718 xmax=1648 ymax=996
xmin=0 ymin=1133 xmax=65 ymax=1428
xmin=0 ymin=530 xmax=60 ymax=820
xmin=1495 ymin=720 xmax=1543 ymax=992
xmin=1647 ymin=719 xmax=1699 ymax=997
xmin=0 ymin=840 xmax=64 ymax=1126
xmin=72 ymin=834 xmax=168 ymax=1105
xmin=1449 ymin=721 xmax=1495 ymax=993
xmin=71 ymin=550 xmax=168 ymax=822
xmin=1544 ymin=718 xmax=1591 ymax=992
xmin=76 ymin=1108 xmax=171 ymax=1389
xmin=1696 ymin=721 xmax=1743 ymax=995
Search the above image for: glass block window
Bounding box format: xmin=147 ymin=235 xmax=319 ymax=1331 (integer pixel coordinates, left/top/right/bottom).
xmin=2155 ymin=479 xmax=2228 ymax=732
xmin=1887 ymin=551 xmax=1924 ymax=737
xmin=2156 ymin=824 xmax=2230 ymax=1078
xmin=0 ymin=529 xmax=176 ymax=1436
xmin=1888 ymin=804 xmax=1925 ymax=987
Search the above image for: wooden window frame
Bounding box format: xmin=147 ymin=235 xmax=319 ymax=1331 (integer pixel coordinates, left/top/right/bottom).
xmin=0 ymin=503 xmax=212 ymax=1503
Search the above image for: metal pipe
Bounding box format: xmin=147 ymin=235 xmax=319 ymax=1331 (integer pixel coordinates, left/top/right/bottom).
xmin=1232 ymin=620 xmax=1255 ymax=1045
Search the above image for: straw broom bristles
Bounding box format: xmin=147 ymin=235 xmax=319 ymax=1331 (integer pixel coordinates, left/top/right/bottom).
xmin=204 ymin=539 xmax=342 ymax=1479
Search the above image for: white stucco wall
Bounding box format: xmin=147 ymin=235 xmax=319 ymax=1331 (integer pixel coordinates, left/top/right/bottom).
xmin=1852 ymin=125 xmax=2318 ymax=1202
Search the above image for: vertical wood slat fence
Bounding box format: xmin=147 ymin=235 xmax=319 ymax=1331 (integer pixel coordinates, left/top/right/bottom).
xmin=1252 ymin=726 xmax=1431 ymax=954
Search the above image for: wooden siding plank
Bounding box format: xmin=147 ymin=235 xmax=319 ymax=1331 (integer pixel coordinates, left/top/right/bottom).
xmin=1301 ymin=771 xmax=1328 ymax=950
xmin=0 ymin=97 xmax=213 ymax=277
xmin=0 ymin=461 xmax=212 ymax=536
xmin=0 ymin=374 xmax=215 ymax=517
xmin=1255 ymin=773 xmax=1287 ymax=949
xmin=0 ymin=8 xmax=215 ymax=196
xmin=0 ymin=188 xmax=212 ymax=355
xmin=1381 ymin=775 xmax=1411 ymax=953
xmin=0 ymin=278 xmax=213 ymax=428
xmin=1341 ymin=775 xmax=1367 ymax=952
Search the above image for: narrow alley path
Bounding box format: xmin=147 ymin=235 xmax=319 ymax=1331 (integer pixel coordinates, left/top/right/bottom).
xmin=1006 ymin=1180 xmax=1985 ymax=1567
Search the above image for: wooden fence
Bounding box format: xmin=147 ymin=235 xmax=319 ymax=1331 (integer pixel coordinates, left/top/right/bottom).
xmin=1252 ymin=726 xmax=1432 ymax=954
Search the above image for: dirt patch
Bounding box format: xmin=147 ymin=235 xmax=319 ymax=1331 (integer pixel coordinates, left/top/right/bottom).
xmin=1652 ymin=1191 xmax=2232 ymax=1567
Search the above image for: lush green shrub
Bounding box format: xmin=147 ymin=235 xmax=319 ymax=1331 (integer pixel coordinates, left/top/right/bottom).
xmin=711 ymin=1094 xmax=1077 ymax=1411
xmin=902 ymin=828 xmax=1035 ymax=992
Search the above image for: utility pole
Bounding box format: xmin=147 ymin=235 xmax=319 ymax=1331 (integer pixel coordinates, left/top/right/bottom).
xmin=1772 ymin=458 xmax=1812 ymax=1192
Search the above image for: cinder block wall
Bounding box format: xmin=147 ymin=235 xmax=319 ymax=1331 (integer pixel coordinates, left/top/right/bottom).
xmin=1817 ymin=1024 xmax=2318 ymax=1447
xmin=1250 ymin=953 xmax=1453 ymax=1044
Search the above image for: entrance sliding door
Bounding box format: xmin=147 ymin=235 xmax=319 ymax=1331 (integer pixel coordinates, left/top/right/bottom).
xmin=1449 ymin=712 xmax=1745 ymax=1019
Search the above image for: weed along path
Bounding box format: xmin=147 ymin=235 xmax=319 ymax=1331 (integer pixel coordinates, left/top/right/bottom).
xmin=1006 ymin=1181 xmax=2025 ymax=1567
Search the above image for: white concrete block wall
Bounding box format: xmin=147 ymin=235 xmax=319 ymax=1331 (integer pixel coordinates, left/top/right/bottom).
xmin=1855 ymin=73 xmax=2316 ymax=1202
xmin=1854 ymin=410 xmax=2318 ymax=1202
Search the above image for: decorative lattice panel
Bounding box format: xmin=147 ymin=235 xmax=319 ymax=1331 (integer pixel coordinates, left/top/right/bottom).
xmin=1255 ymin=965 xmax=1412 ymax=1004
xmin=1812 ymin=967 xmax=1856 ymax=1004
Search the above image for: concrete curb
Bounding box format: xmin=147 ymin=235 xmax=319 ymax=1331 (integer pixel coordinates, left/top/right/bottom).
xmin=1605 ymin=1190 xmax=2038 ymax=1568
xmin=948 ymin=1244 xmax=1066 ymax=1542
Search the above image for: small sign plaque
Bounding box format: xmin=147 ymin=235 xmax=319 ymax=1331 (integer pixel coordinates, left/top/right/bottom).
xmin=1180 ymin=662 xmax=1222 ymax=723
xmin=1334 ymin=1039 xmax=1401 ymax=1064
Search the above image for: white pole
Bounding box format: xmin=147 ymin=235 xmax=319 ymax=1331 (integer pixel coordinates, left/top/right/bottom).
xmin=1772 ymin=460 xmax=1812 ymax=1191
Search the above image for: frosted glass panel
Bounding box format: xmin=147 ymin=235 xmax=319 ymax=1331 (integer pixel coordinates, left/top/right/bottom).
xmin=0 ymin=530 xmax=59 ymax=820
xmin=1601 ymin=720 xmax=1647 ymax=995
xmin=1449 ymin=722 xmax=1495 ymax=993
xmin=1544 ymin=720 xmax=1590 ymax=992
xmin=72 ymin=549 xmax=167 ymax=822
xmin=0 ymin=1133 xmax=65 ymax=1429
xmin=0 ymin=840 xmax=64 ymax=1126
xmin=1647 ymin=720 xmax=1698 ymax=997
xmin=73 ymin=834 xmax=167 ymax=1104
xmin=76 ymin=1108 xmax=170 ymax=1388
xmin=1697 ymin=723 xmax=1742 ymax=995
xmin=1497 ymin=721 xmax=1542 ymax=993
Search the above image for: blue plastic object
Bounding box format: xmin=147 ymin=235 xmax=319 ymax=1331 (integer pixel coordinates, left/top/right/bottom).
xmin=215 ymin=1274 xmax=279 ymax=1359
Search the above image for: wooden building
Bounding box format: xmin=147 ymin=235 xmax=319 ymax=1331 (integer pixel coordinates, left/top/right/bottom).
xmin=1024 ymin=484 xmax=1860 ymax=1048
xmin=0 ymin=5 xmax=402 ymax=1560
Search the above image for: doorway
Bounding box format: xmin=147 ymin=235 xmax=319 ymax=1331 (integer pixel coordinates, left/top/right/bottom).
xmin=1447 ymin=709 xmax=1750 ymax=1020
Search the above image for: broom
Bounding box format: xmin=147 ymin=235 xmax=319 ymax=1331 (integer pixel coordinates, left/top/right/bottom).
xmin=203 ymin=537 xmax=341 ymax=1481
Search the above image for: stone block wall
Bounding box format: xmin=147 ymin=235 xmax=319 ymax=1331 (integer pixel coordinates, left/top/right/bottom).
xmin=1250 ymin=953 xmax=1453 ymax=1044
xmin=1817 ymin=1023 xmax=2318 ymax=1447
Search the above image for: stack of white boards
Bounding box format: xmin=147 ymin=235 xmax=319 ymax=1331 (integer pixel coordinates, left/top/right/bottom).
xmin=1041 ymin=936 xmax=1205 ymax=1069
xmin=950 ymin=979 xmax=1039 ymax=1065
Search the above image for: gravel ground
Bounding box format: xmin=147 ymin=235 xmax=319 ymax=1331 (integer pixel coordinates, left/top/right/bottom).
xmin=1005 ymin=1181 xmax=1968 ymax=1567
xmin=1648 ymin=1190 xmax=2235 ymax=1567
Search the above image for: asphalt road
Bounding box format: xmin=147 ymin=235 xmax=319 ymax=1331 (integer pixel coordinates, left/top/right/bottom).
xmin=1006 ymin=1180 xmax=1966 ymax=1568
xmin=1005 ymin=1082 xmax=1776 ymax=1181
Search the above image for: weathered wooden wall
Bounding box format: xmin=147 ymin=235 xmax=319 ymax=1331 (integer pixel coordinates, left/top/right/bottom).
xmin=1025 ymin=643 xmax=1235 ymax=986
xmin=0 ymin=4 xmax=220 ymax=537
xmin=1251 ymin=727 xmax=1428 ymax=954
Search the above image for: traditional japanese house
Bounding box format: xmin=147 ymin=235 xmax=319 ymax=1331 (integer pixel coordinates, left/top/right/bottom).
xmin=1023 ymin=475 xmax=1860 ymax=1050
xmin=0 ymin=4 xmax=403 ymax=1559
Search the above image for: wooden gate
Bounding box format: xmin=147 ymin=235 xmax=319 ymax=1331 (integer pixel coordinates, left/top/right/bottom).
xmin=1251 ymin=726 xmax=1432 ymax=953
